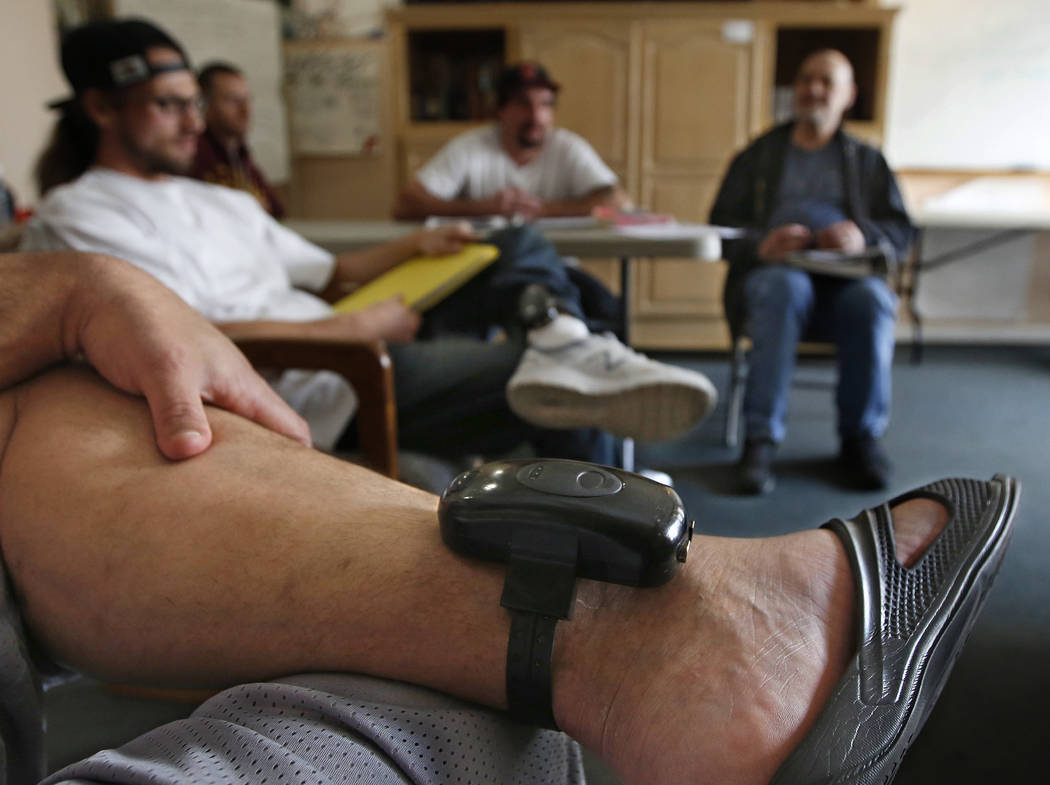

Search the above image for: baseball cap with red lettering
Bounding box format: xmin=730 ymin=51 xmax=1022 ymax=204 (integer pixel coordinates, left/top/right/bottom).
xmin=496 ymin=62 xmax=561 ymax=107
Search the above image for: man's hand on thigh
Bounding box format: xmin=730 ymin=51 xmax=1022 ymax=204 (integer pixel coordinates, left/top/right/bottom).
xmin=0 ymin=252 xmax=311 ymax=459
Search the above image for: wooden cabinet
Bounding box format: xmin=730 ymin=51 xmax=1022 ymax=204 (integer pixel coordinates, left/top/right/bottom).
xmin=519 ymin=21 xmax=638 ymax=193
xmin=384 ymin=2 xmax=899 ymax=349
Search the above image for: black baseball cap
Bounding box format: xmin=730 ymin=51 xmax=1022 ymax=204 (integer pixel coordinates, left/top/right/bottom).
xmin=54 ymin=18 xmax=190 ymax=104
xmin=496 ymin=62 xmax=560 ymax=107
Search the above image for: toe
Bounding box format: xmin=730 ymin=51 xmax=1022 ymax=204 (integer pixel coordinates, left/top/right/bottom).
xmin=890 ymin=497 xmax=950 ymax=567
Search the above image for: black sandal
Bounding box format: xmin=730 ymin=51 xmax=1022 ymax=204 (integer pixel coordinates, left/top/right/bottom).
xmin=770 ymin=474 xmax=1021 ymax=785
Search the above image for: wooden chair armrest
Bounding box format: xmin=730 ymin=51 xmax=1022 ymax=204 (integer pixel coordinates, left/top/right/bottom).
xmin=232 ymin=335 xmax=398 ymax=478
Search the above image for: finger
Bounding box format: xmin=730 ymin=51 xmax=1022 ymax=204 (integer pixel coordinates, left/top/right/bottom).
xmin=140 ymin=372 xmax=215 ymax=460
xmin=226 ymin=380 xmax=313 ymax=448
xmin=453 ymin=221 xmax=478 ymax=240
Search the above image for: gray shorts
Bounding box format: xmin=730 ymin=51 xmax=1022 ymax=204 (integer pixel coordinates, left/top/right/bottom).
xmin=43 ymin=673 xmax=585 ymax=785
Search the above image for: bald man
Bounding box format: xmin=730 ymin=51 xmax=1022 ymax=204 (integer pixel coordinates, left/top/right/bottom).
xmin=710 ymin=49 xmax=914 ymax=494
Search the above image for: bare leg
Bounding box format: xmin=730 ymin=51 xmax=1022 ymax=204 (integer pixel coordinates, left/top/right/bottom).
xmin=0 ymin=368 xmax=946 ymax=785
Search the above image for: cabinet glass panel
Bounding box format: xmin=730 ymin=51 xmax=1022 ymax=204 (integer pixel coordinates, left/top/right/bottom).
xmin=408 ymin=29 xmax=505 ymax=122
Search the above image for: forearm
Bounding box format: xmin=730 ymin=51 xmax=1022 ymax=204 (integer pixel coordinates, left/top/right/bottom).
xmin=541 ymin=184 xmax=631 ymax=218
xmin=393 ymin=183 xmax=493 ymax=220
xmin=327 ymin=231 xmax=425 ymax=292
xmin=0 ymin=253 xmax=76 ymax=389
xmin=0 ymin=252 xmax=142 ymax=390
xmin=216 ymin=315 xmax=373 ymax=344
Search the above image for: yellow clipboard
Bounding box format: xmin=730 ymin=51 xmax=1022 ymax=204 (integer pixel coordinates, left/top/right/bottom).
xmin=332 ymin=243 xmax=500 ymax=314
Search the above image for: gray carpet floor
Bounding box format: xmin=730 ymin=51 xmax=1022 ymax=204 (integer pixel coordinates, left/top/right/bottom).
xmin=46 ymin=345 xmax=1050 ymax=783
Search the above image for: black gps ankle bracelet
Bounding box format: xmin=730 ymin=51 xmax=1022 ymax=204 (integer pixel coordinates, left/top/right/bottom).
xmin=439 ymin=459 xmax=693 ymax=730
xmin=517 ymin=283 xmax=560 ymax=328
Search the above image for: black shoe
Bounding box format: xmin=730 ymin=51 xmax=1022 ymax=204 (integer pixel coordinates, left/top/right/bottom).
xmin=738 ymin=438 xmax=776 ymax=494
xmin=839 ymin=435 xmax=891 ymax=490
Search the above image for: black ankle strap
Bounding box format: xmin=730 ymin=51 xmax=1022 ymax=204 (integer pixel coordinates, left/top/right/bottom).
xmin=500 ymin=554 xmax=578 ymax=730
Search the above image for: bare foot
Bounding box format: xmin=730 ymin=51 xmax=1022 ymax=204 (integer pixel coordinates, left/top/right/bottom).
xmin=554 ymin=497 xmax=948 ymax=785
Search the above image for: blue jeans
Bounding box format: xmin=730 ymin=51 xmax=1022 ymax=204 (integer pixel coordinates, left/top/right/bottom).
xmin=418 ymin=225 xmax=621 ymax=339
xmin=742 ymin=266 xmax=897 ymax=444
xmin=418 ymin=225 xmax=586 ymax=338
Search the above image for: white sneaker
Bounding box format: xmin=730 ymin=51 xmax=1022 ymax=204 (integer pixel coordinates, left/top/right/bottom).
xmin=506 ymin=332 xmax=717 ymax=441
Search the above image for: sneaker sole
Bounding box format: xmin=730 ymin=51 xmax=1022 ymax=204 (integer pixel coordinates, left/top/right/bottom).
xmin=507 ymin=378 xmax=717 ymax=441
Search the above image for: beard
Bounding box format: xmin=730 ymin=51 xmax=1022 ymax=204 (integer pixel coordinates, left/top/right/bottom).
xmin=795 ymin=103 xmax=827 ymax=123
xmin=516 ymin=125 xmax=546 ymax=149
xmin=119 ymin=129 xmax=195 ymax=176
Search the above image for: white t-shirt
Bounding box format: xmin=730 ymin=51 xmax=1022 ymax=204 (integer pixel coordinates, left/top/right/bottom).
xmin=416 ymin=125 xmax=617 ymax=203
xmin=22 ymin=169 xmax=356 ymax=451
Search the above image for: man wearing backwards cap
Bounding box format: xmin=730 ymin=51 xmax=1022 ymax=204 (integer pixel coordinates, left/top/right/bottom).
xmin=395 ymin=62 xmax=629 ymax=220
xmin=25 ymin=19 xmax=717 ymax=458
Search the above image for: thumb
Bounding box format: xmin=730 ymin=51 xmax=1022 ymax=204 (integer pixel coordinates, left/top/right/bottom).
xmin=143 ymin=376 xmax=214 ymax=460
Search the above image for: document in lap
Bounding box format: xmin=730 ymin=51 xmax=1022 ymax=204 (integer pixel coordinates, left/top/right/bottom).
xmin=332 ymin=243 xmax=500 ymax=313
xmin=784 ymin=247 xmax=889 ymax=279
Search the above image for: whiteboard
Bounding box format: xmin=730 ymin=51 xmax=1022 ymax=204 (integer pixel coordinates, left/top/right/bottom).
xmin=885 ymin=0 xmax=1050 ymax=171
xmin=112 ymin=0 xmax=289 ymax=182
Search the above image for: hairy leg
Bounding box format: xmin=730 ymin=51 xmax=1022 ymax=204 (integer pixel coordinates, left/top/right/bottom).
xmin=0 ymin=367 xmax=945 ymax=785
xmin=0 ymin=367 xmax=509 ymax=706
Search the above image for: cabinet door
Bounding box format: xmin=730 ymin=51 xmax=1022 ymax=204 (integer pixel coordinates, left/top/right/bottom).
xmin=632 ymin=174 xmax=730 ymax=350
xmin=633 ymin=21 xmax=755 ymax=350
xmin=519 ymin=21 xmax=637 ymax=193
xmin=641 ymin=21 xmax=753 ymax=173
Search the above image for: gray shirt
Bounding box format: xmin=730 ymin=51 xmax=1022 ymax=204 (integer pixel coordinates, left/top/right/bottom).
xmin=767 ymin=142 xmax=847 ymax=231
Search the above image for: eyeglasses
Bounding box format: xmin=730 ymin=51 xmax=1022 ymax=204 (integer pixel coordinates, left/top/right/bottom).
xmin=146 ymin=95 xmax=205 ymax=116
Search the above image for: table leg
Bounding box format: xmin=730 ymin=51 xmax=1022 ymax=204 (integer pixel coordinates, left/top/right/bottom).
xmin=619 ymin=255 xmax=631 ymax=343
xmin=909 ymin=231 xmax=924 ymax=364
xmin=618 ymin=255 xmax=635 ymax=472
xmin=621 ymin=437 xmax=635 ymax=473
xmin=908 ymin=227 xmax=1027 ymax=364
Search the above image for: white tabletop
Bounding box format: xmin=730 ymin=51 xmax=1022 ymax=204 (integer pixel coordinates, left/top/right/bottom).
xmin=285 ymin=219 xmax=722 ymax=261
xmin=910 ymin=175 xmax=1050 ymax=230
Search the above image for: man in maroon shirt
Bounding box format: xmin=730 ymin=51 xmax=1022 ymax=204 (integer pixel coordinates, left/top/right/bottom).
xmin=190 ymin=61 xmax=285 ymax=218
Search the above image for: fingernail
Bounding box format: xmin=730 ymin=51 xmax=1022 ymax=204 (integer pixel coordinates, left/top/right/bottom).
xmin=172 ymin=429 xmax=205 ymax=448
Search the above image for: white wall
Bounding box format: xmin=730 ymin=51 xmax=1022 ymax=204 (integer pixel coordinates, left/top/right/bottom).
xmin=0 ymin=0 xmax=65 ymax=203
xmin=884 ymin=0 xmax=1050 ymax=170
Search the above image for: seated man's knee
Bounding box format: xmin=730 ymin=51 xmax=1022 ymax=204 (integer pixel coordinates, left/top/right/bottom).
xmin=744 ymin=266 xmax=814 ymax=315
xmin=490 ymin=224 xmax=549 ymax=258
xmin=837 ymin=277 xmax=897 ymax=326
